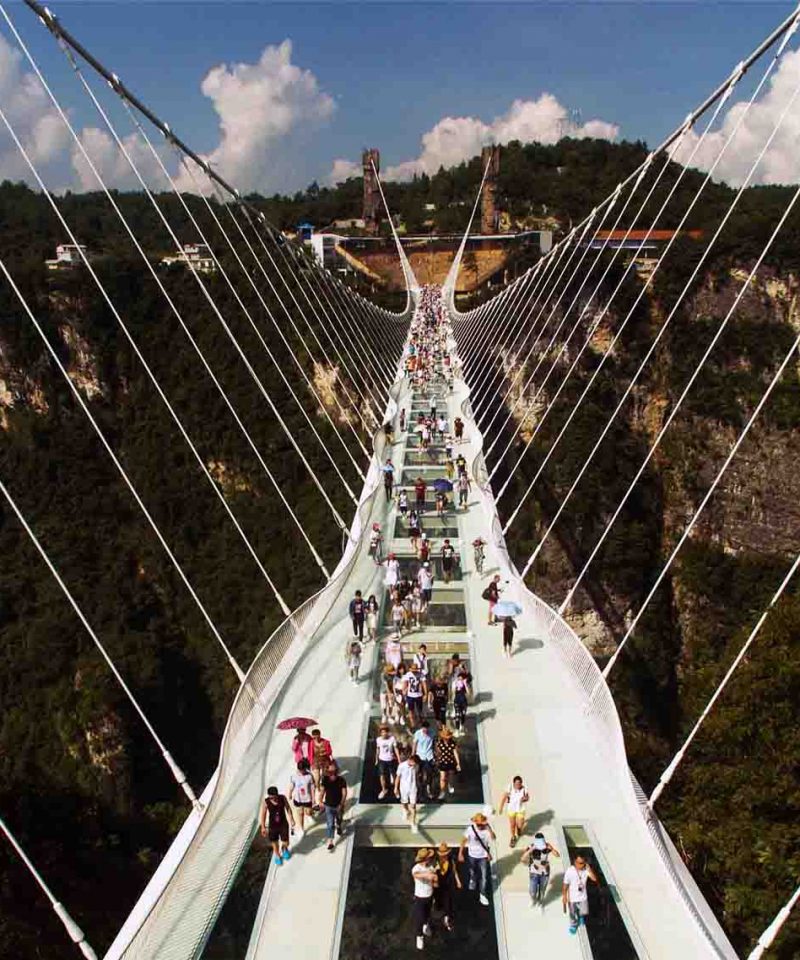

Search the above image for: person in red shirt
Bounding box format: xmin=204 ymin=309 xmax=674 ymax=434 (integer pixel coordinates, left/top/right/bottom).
xmin=419 ymin=533 xmax=431 ymax=563
xmin=291 ymin=727 xmax=313 ymax=766
xmin=414 ymin=477 xmax=427 ymax=513
xmin=309 ymin=728 xmax=334 ymax=807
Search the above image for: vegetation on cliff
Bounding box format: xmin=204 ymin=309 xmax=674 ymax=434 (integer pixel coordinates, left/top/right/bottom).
xmin=1 ymin=133 xmax=799 ymax=956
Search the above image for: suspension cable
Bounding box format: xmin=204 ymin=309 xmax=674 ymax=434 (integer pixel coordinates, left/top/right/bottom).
xmin=0 ymin=6 xmax=350 ymax=540
xmin=53 ymin=45 xmax=361 ymax=516
xmin=649 ymin=550 xmax=800 ymax=806
xmin=515 ymin=62 xmax=778 ymax=568
xmin=482 ymin=209 xmax=608 ymax=452
xmin=0 ymin=813 xmax=99 ymax=959
xmin=547 ymin=41 xmax=800 ymax=605
xmin=0 ymin=475 xmax=201 ymax=808
xmin=233 ymin=198 xmax=391 ymax=416
xmin=597 ymin=172 xmax=800 ymax=681
xmin=0 ymin=253 xmax=249 ymax=677
xmin=748 ymin=886 xmax=800 ymax=960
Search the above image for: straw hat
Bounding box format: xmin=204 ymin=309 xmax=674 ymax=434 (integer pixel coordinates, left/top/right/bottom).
xmin=410 ymin=662 xmax=420 ymax=671
xmin=440 ymin=727 xmax=453 ymax=739
xmin=471 ymin=812 xmax=488 ymax=825
xmin=415 ymin=847 xmax=435 ymax=863
xmin=384 ymin=664 xmax=396 ymax=675
xmin=437 ymin=842 xmax=450 ymax=855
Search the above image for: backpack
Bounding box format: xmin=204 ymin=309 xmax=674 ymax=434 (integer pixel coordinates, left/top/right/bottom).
xmin=481 ymin=587 xmax=491 ymax=601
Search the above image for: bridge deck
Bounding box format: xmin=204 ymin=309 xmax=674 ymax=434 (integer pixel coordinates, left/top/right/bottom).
xmin=240 ymin=374 xmax=734 ymax=960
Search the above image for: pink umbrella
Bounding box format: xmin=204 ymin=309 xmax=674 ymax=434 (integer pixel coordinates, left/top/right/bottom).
xmin=277 ymin=716 xmax=317 ymax=731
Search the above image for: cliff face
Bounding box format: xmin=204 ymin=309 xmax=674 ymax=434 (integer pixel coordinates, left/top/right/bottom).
xmin=497 ymin=262 xmax=800 ymax=956
xmin=0 ymin=251 xmax=395 ymax=958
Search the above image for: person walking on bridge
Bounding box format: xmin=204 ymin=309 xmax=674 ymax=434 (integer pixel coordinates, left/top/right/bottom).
xmin=366 ymin=594 xmax=380 ymax=641
xmin=412 ymin=720 xmax=436 ymax=801
xmin=499 ymin=775 xmax=529 ymax=847
xmin=403 ymin=662 xmax=427 ymax=730
xmin=502 ymin=617 xmax=517 ymax=659
xmin=419 ymin=532 xmax=431 ymax=564
xmin=321 ymin=762 xmax=348 ymax=852
xmin=457 ymin=472 xmax=471 ymax=510
xmin=434 ymin=726 xmax=461 ymax=798
xmin=458 ymin=813 xmax=495 ymax=906
xmin=417 ymin=561 xmax=434 ymax=601
xmin=411 ymin=847 xmax=438 ymax=951
xmin=395 ymin=750 xmax=420 ymax=832
xmin=288 ymin=759 xmax=314 ymax=836
xmin=484 ymin=575 xmax=502 ymax=625
xmin=454 ymin=417 xmax=464 ymax=442
xmin=563 ymin=854 xmax=598 ymax=934
xmin=434 ymin=841 xmax=462 ymax=931
xmin=375 ymin=723 xmax=400 ymax=799
xmin=414 ymin=476 xmax=427 ymax=513
xmin=349 ymin=590 xmax=366 ymax=641
xmin=522 ymin=832 xmax=560 ymax=908
xmin=259 ymin=785 xmax=296 ymax=866
xmin=309 ymin=728 xmax=334 ymax=806
xmin=291 ymin=726 xmax=314 ymax=768
xmin=441 ymin=539 xmax=457 ymax=583
xmin=383 ymin=459 xmax=395 ymax=498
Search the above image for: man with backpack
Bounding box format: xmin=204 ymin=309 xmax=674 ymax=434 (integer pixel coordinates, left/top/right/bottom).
xmin=522 ymin=832 xmax=561 ymax=907
xmin=483 ymin=575 xmax=502 ymax=624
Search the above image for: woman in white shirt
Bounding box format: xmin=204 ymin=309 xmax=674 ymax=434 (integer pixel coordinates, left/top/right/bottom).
xmin=385 ymin=553 xmax=400 ymax=589
xmin=498 ymin=775 xmax=530 ymax=847
xmin=411 ymin=848 xmax=437 ymax=951
xmin=365 ymin=594 xmax=379 ymax=641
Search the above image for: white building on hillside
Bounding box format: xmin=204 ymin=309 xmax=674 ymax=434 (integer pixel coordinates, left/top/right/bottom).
xmin=161 ymin=243 xmax=216 ymax=274
xmin=45 ymin=244 xmax=90 ymax=271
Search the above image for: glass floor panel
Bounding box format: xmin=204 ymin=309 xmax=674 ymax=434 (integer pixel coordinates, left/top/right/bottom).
xmin=383 ymin=602 xmax=467 ymax=629
xmin=359 ymin=714 xmax=483 ymax=805
xmin=563 ymin=826 xmax=640 ymax=960
xmin=394 ymin=517 xmax=459 ymax=538
xmin=394 ymin=556 xmax=464 ymax=583
xmin=339 ymin=847 xmax=499 ymax=960
xmin=401 ymin=467 xmax=448 ymax=483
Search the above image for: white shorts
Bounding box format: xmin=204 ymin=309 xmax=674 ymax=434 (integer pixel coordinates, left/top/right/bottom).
xmin=400 ymin=788 xmax=418 ymax=805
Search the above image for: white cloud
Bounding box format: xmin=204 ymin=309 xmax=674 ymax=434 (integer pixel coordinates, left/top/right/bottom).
xmin=177 ymin=39 xmax=335 ymax=194
xmin=672 ymin=48 xmax=800 ymax=187
xmin=70 ymin=127 xmax=168 ymax=192
xmin=0 ymin=34 xmax=70 ymax=184
xmin=328 ymin=93 xmax=619 ymax=184
xmin=328 ymin=157 xmax=360 ymax=183
xmin=0 ymin=33 xmax=334 ymax=196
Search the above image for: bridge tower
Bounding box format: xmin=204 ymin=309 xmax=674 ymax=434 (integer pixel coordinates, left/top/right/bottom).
xmin=362 ymin=148 xmax=382 ymax=235
xmin=480 ymin=144 xmax=501 ymax=234
xmin=481 ymin=144 xmax=500 ymax=233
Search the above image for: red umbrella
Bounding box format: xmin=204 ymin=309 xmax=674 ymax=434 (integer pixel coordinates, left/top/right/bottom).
xmin=277 ymin=717 xmax=317 ymax=731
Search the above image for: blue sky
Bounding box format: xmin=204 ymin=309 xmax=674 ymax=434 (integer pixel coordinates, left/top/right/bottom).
xmin=2 ymin=2 xmax=798 ymax=193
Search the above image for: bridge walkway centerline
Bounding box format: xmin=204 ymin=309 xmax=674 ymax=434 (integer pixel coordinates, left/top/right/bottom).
xmin=238 ymin=324 xmax=734 ymax=959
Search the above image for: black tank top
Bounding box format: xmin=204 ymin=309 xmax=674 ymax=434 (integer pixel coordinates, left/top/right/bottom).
xmin=266 ymin=796 xmax=288 ymax=828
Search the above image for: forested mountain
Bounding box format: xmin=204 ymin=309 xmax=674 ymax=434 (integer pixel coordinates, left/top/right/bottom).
xmin=0 ymin=136 xmax=798 ymax=958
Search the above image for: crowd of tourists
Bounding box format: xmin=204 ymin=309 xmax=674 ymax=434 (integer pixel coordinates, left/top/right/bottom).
xmin=259 ymin=285 xmax=599 ymax=950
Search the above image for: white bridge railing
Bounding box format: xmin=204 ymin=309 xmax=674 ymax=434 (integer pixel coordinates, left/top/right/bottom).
xmin=456 ymin=380 xmax=738 ymax=960
xmin=105 ymin=374 xmax=406 ymax=960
